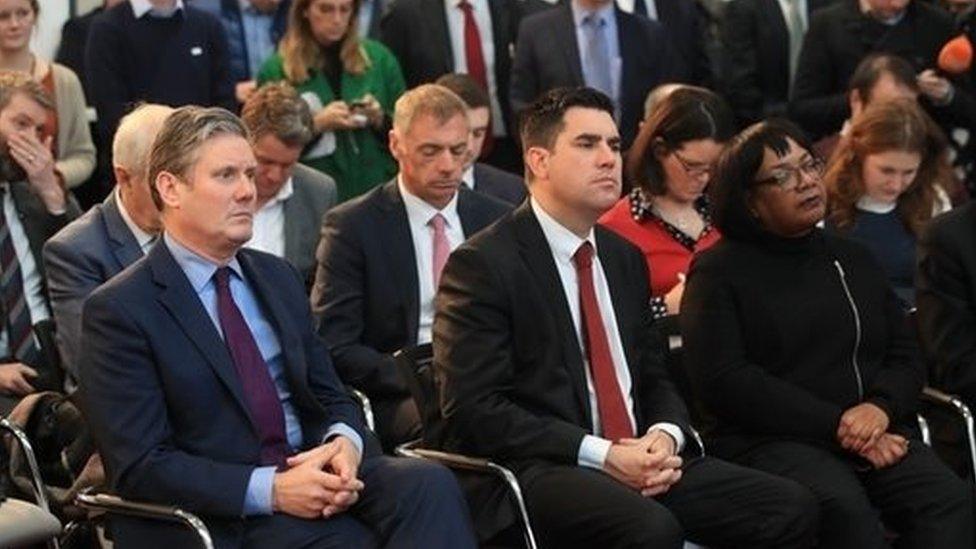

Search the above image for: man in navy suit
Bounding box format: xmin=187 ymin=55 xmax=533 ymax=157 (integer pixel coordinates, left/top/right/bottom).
xmin=44 ymin=104 xmax=173 ymax=380
xmin=78 ymin=106 xmax=477 ymax=549
xmin=436 ymin=73 xmax=527 ymax=205
xmin=510 ymin=0 xmax=685 ymax=148
xmin=310 ymin=85 xmax=510 ymax=451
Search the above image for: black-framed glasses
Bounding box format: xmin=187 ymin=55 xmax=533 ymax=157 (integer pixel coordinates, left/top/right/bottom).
xmin=672 ymin=150 xmax=713 ymax=179
xmin=754 ymin=157 xmax=826 ymax=190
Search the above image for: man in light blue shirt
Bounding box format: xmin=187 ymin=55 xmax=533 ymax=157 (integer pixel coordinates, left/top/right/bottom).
xmin=77 ymin=105 xmax=476 ymax=548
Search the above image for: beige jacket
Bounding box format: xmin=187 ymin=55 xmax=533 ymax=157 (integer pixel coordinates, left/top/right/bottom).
xmin=51 ymin=63 xmax=96 ymax=189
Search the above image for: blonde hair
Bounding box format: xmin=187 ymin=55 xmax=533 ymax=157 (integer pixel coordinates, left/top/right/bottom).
xmin=392 ymin=84 xmax=468 ymax=135
xmin=113 ymin=104 xmax=174 ymax=181
xmin=279 ymin=0 xmax=368 ymax=83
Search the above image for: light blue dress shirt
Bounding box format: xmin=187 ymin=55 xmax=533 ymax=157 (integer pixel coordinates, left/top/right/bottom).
xmin=239 ymin=0 xmax=277 ymax=78
xmin=357 ymin=0 xmax=376 ymax=38
xmin=164 ymin=234 xmax=363 ymax=516
xmin=571 ymin=0 xmax=621 ymax=112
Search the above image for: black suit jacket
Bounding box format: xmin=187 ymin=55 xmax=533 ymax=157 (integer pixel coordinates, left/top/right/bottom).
xmin=722 ymin=0 xmax=833 ymax=124
xmin=311 ymin=181 xmax=510 ymax=404
xmin=79 ymin=243 xmax=365 ymax=547
xmin=510 ymin=4 xmax=682 ymax=147
xmin=380 ymin=0 xmax=520 ymax=132
xmin=55 ymin=8 xmax=102 ymax=100
xmin=788 ymin=0 xmax=956 ymax=138
xmin=653 ymin=0 xmax=713 ymax=87
xmin=917 ymin=203 xmax=976 ymax=403
xmin=472 ymin=162 xmax=526 ymax=205
xmin=432 ymin=203 xmax=694 ymax=466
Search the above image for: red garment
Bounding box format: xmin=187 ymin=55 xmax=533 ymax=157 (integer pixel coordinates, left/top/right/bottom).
xmin=39 ymin=69 xmax=58 ymax=159
xmin=599 ymin=197 xmax=721 ymax=297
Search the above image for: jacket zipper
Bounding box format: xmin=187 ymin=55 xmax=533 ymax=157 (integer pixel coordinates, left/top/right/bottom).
xmin=833 ymin=260 xmax=864 ymax=399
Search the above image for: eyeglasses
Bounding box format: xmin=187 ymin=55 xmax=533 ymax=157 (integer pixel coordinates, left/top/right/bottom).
xmin=672 ymin=150 xmax=713 ymax=179
xmin=754 ymin=157 xmax=826 ymax=190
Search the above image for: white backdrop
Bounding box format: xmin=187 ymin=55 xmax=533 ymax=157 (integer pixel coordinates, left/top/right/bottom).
xmin=36 ymin=1 xmax=79 ymax=60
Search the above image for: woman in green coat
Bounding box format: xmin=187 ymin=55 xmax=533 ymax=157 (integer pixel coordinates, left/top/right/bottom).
xmin=258 ymin=0 xmax=405 ymax=202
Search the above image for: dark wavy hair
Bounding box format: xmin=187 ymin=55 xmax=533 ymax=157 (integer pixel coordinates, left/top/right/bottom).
xmin=626 ymin=85 xmax=735 ymax=195
xmin=709 ymin=119 xmax=814 ymax=241
xmin=824 ymin=99 xmax=949 ymax=237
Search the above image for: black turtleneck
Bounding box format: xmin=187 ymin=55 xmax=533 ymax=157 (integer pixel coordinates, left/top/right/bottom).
xmin=322 ymin=44 xmax=343 ymax=97
xmin=680 ymin=228 xmax=924 ymax=459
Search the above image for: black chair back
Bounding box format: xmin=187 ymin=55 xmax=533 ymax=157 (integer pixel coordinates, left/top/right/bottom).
xmin=393 ymin=344 xmax=441 ymax=445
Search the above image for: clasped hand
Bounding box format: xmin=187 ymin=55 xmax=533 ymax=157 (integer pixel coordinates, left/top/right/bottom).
xmin=837 ymin=402 xmax=907 ymax=469
xmin=272 ymin=436 xmax=364 ymax=519
xmin=604 ymin=430 xmax=682 ymax=497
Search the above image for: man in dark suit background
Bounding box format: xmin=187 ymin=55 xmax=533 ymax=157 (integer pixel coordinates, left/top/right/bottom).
xmin=619 ymin=0 xmax=713 ymax=87
xmin=311 ymin=84 xmax=510 ymax=451
xmin=721 ymin=0 xmax=832 ymax=125
xmin=436 ymin=73 xmax=526 ymax=205
xmin=240 ymin=83 xmax=337 ymax=287
xmin=44 ymin=104 xmax=173 ymax=382
xmin=78 ymin=105 xmax=477 ymax=548
xmin=0 ymin=72 xmax=80 ymax=412
xmin=380 ymin=0 xmax=522 ymax=171
xmin=432 ymin=87 xmax=818 ymax=548
xmin=509 ymin=0 xmax=684 ymax=149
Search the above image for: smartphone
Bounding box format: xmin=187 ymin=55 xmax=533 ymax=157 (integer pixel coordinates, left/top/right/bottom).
xmin=349 ymin=100 xmax=369 ymax=111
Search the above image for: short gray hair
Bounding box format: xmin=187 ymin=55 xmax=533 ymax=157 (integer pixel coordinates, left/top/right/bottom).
xmin=241 ymin=82 xmax=313 ymax=147
xmin=147 ymin=106 xmax=250 ymax=210
xmin=392 ymin=84 xmax=468 ymax=135
xmin=113 ymin=104 xmax=174 ymax=181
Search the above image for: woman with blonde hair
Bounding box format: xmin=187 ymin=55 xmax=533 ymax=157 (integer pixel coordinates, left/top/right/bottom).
xmin=0 ymin=0 xmax=95 ymax=189
xmin=824 ymin=98 xmax=952 ymax=306
xmin=258 ymin=0 xmax=405 ymax=201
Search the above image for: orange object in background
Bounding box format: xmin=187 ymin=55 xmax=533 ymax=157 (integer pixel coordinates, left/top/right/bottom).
xmin=938 ymin=34 xmax=974 ymax=74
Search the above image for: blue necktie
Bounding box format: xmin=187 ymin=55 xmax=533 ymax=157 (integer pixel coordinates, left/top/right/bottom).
xmin=583 ymin=14 xmax=613 ymax=99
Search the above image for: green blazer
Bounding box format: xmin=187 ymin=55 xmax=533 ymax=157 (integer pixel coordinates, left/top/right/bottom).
xmin=258 ymin=40 xmax=405 ymax=202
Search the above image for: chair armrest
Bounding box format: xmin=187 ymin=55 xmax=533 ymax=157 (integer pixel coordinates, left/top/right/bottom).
xmin=922 ymin=387 xmax=972 ymax=416
xmin=0 ymin=417 xmax=50 ymax=512
xmin=75 ymin=492 xmax=214 ymax=549
xmin=348 ymin=387 xmax=375 ymax=432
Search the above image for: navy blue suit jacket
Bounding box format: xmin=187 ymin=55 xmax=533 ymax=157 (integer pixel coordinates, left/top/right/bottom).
xmin=78 ymin=242 xmax=365 ymax=546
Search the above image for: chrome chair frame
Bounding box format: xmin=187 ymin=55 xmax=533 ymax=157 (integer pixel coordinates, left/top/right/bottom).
xmin=920 ymin=386 xmax=976 ymax=488
xmin=0 ymin=417 xmax=60 ymax=549
xmin=75 ymin=491 xmax=214 ymax=549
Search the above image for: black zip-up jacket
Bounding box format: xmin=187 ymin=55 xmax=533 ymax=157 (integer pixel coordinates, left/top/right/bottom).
xmin=680 ymin=228 xmax=924 ymax=459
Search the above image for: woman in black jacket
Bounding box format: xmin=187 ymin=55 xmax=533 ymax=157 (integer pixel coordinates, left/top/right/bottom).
xmin=681 ymin=119 xmax=973 ymax=549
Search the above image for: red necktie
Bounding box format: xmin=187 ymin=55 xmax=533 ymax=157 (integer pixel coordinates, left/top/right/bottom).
xmin=573 ymin=242 xmax=634 ymax=441
xmin=458 ymin=0 xmax=494 ymax=157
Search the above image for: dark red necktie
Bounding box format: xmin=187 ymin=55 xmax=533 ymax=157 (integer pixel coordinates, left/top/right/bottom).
xmin=214 ymin=267 xmax=291 ymax=467
xmin=458 ymin=0 xmax=494 ymax=157
xmin=572 ymin=242 xmax=634 ymax=441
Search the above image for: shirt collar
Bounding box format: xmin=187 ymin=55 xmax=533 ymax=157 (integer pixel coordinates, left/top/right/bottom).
xmin=461 ymin=165 xmax=475 ymax=190
xmin=163 ymin=232 xmax=243 ymax=293
xmin=115 ymin=187 xmax=157 ymax=250
xmin=531 ymin=197 xmax=596 ymax=266
xmin=856 ymin=195 xmax=897 ymax=214
xmin=257 ymin=177 xmax=294 ymax=212
xmin=397 ymin=175 xmax=460 ymax=227
xmin=571 ymin=0 xmax=615 ymax=27
xmin=131 ymin=0 xmax=185 ymax=19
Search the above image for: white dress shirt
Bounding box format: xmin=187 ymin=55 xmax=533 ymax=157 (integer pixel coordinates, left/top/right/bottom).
xmin=615 ymin=0 xmax=659 ymax=20
xmin=531 ymin=198 xmax=685 ymax=469
xmin=444 ymin=0 xmax=506 ymax=137
xmin=0 ymin=185 xmax=50 ymax=356
xmin=461 ymin=165 xmax=476 ymax=191
xmin=246 ymin=178 xmax=293 ymax=259
xmin=398 ymin=178 xmax=465 ymax=343
xmin=115 ymin=188 xmax=157 ymax=255
xmin=130 ymin=0 xmax=185 ymax=18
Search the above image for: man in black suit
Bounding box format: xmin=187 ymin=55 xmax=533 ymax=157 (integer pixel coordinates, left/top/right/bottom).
xmin=721 ymin=0 xmax=832 ymax=125
xmin=44 ymin=104 xmax=173 ymax=382
xmin=436 ymin=73 xmax=526 ymax=205
xmin=621 ymin=0 xmax=713 ymax=87
xmin=379 ymin=0 xmax=522 ymax=171
xmin=510 ymin=0 xmax=683 ymax=148
xmin=0 ymin=72 xmax=80 ymax=412
xmin=78 ymin=105 xmax=477 ymax=548
xmin=311 ymin=85 xmax=510 ymax=451
xmin=788 ymin=0 xmax=971 ymax=139
xmin=432 ymin=87 xmax=818 ymax=548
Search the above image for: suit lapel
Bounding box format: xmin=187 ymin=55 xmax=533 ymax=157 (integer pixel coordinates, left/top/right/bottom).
xmin=281 ymin=193 xmax=300 ymax=268
xmin=456 ymin=187 xmax=484 ymax=236
xmin=102 ymin=193 xmax=145 ymax=270
xmin=150 ymin=244 xmax=256 ymax=428
xmin=425 ymin=0 xmax=456 ymax=72
xmin=379 ymin=182 xmax=421 ymax=343
xmin=512 ymin=204 xmax=590 ymax=423
xmin=555 ymin=5 xmax=584 ymax=83
xmin=616 ymin=9 xmax=639 ymax=121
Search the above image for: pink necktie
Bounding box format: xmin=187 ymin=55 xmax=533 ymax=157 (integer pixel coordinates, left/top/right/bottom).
xmin=430 ymin=213 xmax=450 ymax=287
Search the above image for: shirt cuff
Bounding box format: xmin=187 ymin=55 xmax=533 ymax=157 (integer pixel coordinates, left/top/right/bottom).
xmin=323 ymin=422 xmax=364 ymax=456
xmin=647 ymin=422 xmax=686 ymax=453
xmin=242 ymin=466 xmax=276 ymax=516
xmin=577 ymin=434 xmax=612 ymax=470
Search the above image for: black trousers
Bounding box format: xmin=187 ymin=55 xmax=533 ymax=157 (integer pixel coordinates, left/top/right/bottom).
xmin=738 ymin=440 xmax=974 ymax=549
xmin=519 ymin=455 xmax=819 ymax=549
